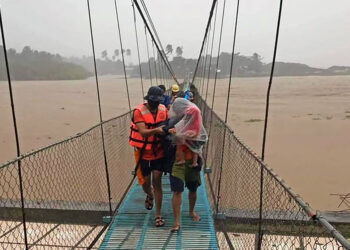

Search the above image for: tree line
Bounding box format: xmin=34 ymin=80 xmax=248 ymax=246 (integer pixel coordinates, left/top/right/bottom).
xmin=0 ymin=46 xmax=91 ymax=81
xmin=1 ymin=45 xmax=349 ymax=81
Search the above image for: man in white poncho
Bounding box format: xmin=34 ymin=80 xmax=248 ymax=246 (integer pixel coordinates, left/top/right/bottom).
xmin=167 ymin=98 xmax=208 ymax=232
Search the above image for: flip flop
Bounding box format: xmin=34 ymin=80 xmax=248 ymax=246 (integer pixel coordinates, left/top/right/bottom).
xmin=170 ymin=225 xmax=180 ymax=233
xmin=190 ymin=213 xmax=201 ymax=222
xmin=145 ymin=194 xmax=153 ymax=210
xmin=155 ymin=216 xmax=165 ymax=227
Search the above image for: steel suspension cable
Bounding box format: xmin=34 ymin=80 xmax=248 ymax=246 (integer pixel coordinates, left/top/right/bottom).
xmin=144 ymin=25 xmax=153 ymax=86
xmin=199 ymin=28 xmax=211 ymax=96
xmin=204 ymin=0 xmax=227 ymax=193
xmin=139 ymin=0 xmax=174 ymax=76
xmin=191 ymin=0 xmax=218 ymax=84
xmin=210 ymin=0 xmax=227 ymax=112
xmin=133 ymin=0 xmax=178 ymax=84
xmin=151 ymin=40 xmax=158 ymax=85
xmin=0 ymin=7 xmax=29 ymax=249
xmin=257 ymin=1 xmax=283 ymax=249
xmin=113 ymin=0 xmax=131 ymax=112
xmin=216 ymin=0 xmax=240 ymax=214
xmin=204 ymin=2 xmax=219 ymax=104
xmin=131 ymin=0 xmax=145 ymax=99
xmin=157 ymin=50 xmax=163 ymax=85
xmin=86 ymin=0 xmax=113 ymax=216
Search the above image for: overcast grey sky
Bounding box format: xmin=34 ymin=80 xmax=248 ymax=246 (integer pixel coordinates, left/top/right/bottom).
xmin=1 ymin=0 xmax=349 ymax=68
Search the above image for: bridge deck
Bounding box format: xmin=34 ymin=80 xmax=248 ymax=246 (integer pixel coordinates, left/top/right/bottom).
xmin=100 ymin=172 xmax=218 ymax=249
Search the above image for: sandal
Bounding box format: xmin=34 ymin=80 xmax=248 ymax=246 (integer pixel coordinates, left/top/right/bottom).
xmin=170 ymin=225 xmax=180 ymax=233
xmin=155 ymin=216 xmax=165 ymax=227
xmin=145 ymin=194 xmax=153 ymax=210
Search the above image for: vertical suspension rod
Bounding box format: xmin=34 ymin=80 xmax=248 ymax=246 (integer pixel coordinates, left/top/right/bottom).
xmin=0 ymin=7 xmax=29 ymax=249
xmin=191 ymin=0 xmax=218 ymax=84
xmin=86 ymin=0 xmax=113 ymax=216
xmin=216 ymin=0 xmax=240 ymax=215
xmin=144 ymin=25 xmax=153 ymax=86
xmin=131 ymin=0 xmax=145 ymax=99
xmin=258 ymin=1 xmax=284 ymax=249
xmin=114 ymin=0 xmax=132 ymax=112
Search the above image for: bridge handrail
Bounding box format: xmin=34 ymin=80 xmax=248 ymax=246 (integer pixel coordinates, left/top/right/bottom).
xmin=196 ymin=93 xmax=350 ymax=249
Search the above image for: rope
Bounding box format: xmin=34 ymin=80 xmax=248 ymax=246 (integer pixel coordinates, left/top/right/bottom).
xmin=0 ymin=7 xmax=29 ymax=249
xmin=131 ymin=0 xmax=145 ymax=99
xmin=258 ymin=1 xmax=284 ymax=249
xmin=86 ymin=0 xmax=113 ymax=216
xmin=144 ymin=25 xmax=153 ymax=86
xmin=217 ymin=0 xmax=240 ymax=216
xmin=113 ymin=0 xmax=132 ymax=112
xmin=191 ymin=0 xmax=218 ymax=84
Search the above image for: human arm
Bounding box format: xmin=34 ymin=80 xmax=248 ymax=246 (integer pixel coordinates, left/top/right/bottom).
xmin=133 ymin=109 xmax=164 ymax=137
xmin=135 ymin=122 xmax=164 ymax=137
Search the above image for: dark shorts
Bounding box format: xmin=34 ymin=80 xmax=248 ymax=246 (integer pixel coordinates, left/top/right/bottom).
xmin=169 ymin=175 xmax=200 ymax=193
xmin=140 ymin=157 xmax=166 ymax=177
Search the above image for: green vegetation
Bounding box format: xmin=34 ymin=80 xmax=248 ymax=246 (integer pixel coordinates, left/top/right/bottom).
xmin=0 ymin=46 xmax=92 ymax=80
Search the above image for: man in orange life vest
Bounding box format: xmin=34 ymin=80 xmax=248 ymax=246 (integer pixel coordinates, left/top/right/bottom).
xmin=129 ymin=86 xmax=168 ymax=227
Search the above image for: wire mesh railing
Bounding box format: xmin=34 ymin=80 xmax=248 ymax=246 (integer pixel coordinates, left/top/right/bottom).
xmin=0 ymin=112 xmax=134 ymax=249
xmin=196 ymin=93 xmax=350 ymax=250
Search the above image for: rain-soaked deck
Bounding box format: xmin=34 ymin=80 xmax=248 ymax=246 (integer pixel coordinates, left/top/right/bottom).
xmin=100 ymin=172 xmax=218 ymax=249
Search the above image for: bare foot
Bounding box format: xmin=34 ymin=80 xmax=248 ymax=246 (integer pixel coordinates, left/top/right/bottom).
xmin=190 ymin=212 xmax=201 ymax=222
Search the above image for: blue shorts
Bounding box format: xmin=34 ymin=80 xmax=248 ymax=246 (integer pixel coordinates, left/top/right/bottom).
xmin=169 ymin=175 xmax=200 ymax=193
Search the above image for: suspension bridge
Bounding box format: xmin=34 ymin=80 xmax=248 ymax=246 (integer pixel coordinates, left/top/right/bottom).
xmin=0 ymin=0 xmax=349 ymax=249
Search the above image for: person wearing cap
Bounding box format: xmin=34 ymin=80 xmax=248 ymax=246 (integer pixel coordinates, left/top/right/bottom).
xmin=129 ymin=86 xmax=168 ymax=227
xmin=158 ymin=84 xmax=171 ymax=109
xmin=171 ymin=84 xmax=180 ymax=104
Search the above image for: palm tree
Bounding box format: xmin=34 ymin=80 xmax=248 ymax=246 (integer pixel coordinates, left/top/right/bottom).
xmin=175 ymin=46 xmax=183 ymax=57
xmin=166 ymin=44 xmax=173 ymax=55
xmin=114 ymin=49 xmax=119 ymax=60
xmin=101 ymin=50 xmax=108 ymax=60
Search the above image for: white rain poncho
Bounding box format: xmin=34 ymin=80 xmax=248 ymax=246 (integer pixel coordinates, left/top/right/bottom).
xmin=168 ymin=98 xmax=208 ymax=155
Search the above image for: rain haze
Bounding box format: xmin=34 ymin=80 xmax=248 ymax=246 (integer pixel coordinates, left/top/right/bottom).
xmin=1 ymin=0 xmax=350 ymax=68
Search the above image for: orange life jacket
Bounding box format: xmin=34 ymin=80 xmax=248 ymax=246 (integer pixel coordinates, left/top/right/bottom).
xmin=129 ymin=103 xmax=167 ymax=151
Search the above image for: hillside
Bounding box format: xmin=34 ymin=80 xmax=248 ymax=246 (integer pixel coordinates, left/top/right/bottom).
xmin=0 ymin=46 xmax=92 ymax=81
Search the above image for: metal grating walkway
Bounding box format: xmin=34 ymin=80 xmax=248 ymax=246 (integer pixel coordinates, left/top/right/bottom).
xmin=100 ymin=172 xmax=218 ymax=249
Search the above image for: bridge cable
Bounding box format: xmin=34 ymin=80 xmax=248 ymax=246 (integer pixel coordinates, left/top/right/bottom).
xmin=139 ymin=0 xmax=174 ymax=77
xmin=197 ymin=38 xmax=208 ymax=95
xmin=151 ymin=40 xmax=158 ymax=85
xmin=204 ymin=1 xmax=219 ymax=104
xmin=209 ymin=0 xmax=227 ymax=214
xmin=144 ymin=25 xmax=153 ymax=86
xmin=191 ymin=0 xmax=218 ymax=84
xmin=257 ymin=1 xmax=284 ymax=249
xmin=199 ymin=28 xmax=211 ymax=97
xmin=131 ymin=0 xmax=145 ymax=99
xmin=133 ymin=0 xmax=178 ymax=83
xmin=113 ymin=0 xmax=132 ymax=112
xmin=217 ymin=0 xmax=240 ymax=215
xmin=86 ymin=0 xmax=113 ymax=216
xmin=0 ymin=7 xmax=29 ymax=249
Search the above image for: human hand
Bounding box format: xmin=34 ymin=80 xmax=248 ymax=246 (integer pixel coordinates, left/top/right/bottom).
xmin=185 ymin=130 xmax=196 ymax=137
xmin=155 ymin=126 xmax=165 ymax=135
xmin=168 ymin=128 xmax=176 ymax=134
